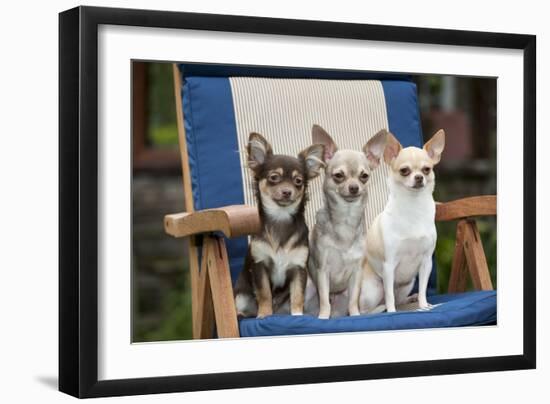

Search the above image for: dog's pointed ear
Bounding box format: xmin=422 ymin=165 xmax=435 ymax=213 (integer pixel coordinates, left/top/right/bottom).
xmin=384 ymin=132 xmax=402 ymax=165
xmin=247 ymin=132 xmax=273 ymax=171
xmin=312 ymin=124 xmax=337 ymax=161
xmin=299 ymin=144 xmax=326 ymax=179
xmin=363 ymin=129 xmax=388 ymax=169
xmin=423 ymin=129 xmax=445 ymax=165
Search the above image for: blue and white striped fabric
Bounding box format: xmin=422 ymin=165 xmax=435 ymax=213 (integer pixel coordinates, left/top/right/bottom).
xmin=177 ymin=64 xmax=495 ymax=336
xmin=230 ymin=77 xmax=391 ymax=231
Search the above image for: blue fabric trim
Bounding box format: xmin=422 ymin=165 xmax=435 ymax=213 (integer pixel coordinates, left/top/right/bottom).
xmin=239 ymin=291 xmax=496 ymax=337
xmin=181 ymin=72 xmax=248 ymax=280
xmin=381 ymin=80 xmax=423 ymax=147
xmin=182 ymin=76 xmax=201 ymax=210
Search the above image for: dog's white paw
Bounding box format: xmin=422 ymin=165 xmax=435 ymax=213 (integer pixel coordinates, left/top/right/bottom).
xmin=257 ymin=308 xmax=272 ymax=319
xmin=417 ymin=302 xmax=431 ymax=311
xmin=416 ymin=303 xmax=441 ymax=312
xmin=291 ymin=311 xmax=303 ymax=316
xmin=349 ymin=308 xmax=360 ymax=316
xmin=318 ymin=307 xmax=331 ymax=319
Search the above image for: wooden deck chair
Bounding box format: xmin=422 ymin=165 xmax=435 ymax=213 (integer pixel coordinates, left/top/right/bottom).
xmin=165 ymin=63 xmax=497 ymax=339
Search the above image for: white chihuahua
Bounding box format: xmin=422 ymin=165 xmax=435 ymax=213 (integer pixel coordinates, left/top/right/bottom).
xmin=359 ymin=130 xmax=445 ymax=313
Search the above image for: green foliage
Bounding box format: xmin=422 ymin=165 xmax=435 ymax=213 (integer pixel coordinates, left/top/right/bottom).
xmin=134 ymin=274 xmax=193 ymax=342
xmin=147 ymin=63 xmax=179 ymax=149
xmin=150 ymin=123 xmax=179 ymax=148
xmin=477 ymin=218 xmax=497 ymax=286
xmin=435 ymin=222 xmax=456 ymax=293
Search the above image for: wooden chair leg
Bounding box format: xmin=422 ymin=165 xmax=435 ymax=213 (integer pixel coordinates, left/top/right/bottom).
xmin=448 ymin=220 xmax=469 ymax=293
xmin=188 ymin=236 xmax=203 ymax=339
xmin=207 ymin=236 xmax=240 ymax=338
xmin=447 ymin=219 xmax=493 ymax=293
xmin=193 ymin=237 xmax=215 ymax=339
xmin=462 ymin=220 xmax=494 ymax=291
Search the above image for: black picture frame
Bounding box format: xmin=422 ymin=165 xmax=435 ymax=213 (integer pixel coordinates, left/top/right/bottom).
xmin=59 ymin=5 xmax=536 ymax=398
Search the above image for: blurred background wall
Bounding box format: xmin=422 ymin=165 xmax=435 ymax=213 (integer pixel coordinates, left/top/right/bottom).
xmin=132 ymin=62 xmax=496 ymax=342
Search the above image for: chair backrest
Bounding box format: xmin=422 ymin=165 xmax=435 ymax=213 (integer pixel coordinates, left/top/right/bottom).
xmin=174 ymin=63 xmax=434 ymax=291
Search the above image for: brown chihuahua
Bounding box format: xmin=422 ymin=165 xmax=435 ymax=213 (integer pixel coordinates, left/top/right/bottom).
xmin=234 ymin=132 xmax=325 ymax=318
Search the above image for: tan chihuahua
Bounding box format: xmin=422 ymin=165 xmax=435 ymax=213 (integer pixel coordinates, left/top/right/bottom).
xmin=359 ymin=130 xmax=445 ymax=313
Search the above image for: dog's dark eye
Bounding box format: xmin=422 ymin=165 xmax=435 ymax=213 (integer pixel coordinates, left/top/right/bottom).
xmin=268 ymin=173 xmax=281 ymax=183
xmin=399 ymin=167 xmax=411 ymax=177
xmin=359 ymin=172 xmax=369 ymax=182
xmin=293 ymin=177 xmax=303 ymax=187
xmin=333 ymin=172 xmax=345 ymax=182
xmin=422 ymin=166 xmax=431 ymax=175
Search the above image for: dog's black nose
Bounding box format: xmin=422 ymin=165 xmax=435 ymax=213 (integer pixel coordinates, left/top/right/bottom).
xmin=414 ymin=174 xmax=423 ymax=183
xmin=281 ymin=189 xmax=292 ymax=198
xmin=349 ymin=185 xmax=359 ymax=195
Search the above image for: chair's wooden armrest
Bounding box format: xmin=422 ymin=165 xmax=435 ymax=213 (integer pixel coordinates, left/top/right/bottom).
xmin=164 ymin=205 xmax=261 ymax=238
xmin=436 ymin=195 xmax=496 ymax=221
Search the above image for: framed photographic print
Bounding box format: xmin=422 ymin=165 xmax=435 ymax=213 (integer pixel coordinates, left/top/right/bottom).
xmin=59 ymin=6 xmax=536 ymax=398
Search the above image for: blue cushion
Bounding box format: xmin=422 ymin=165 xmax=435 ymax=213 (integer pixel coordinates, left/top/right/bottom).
xmin=239 ymin=291 xmax=496 ymax=337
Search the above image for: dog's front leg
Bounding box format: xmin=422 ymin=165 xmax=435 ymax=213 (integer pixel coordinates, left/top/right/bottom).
xmin=289 ymin=266 xmax=307 ymax=315
xmin=317 ymin=269 xmax=331 ymax=319
xmin=253 ymin=264 xmax=273 ymax=318
xmin=418 ymin=255 xmax=433 ymax=310
xmin=316 ymin=248 xmax=332 ymax=319
xmin=347 ymin=269 xmax=362 ymax=316
xmin=382 ymin=261 xmax=397 ymax=312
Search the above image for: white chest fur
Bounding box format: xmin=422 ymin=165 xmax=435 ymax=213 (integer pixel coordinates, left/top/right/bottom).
xmin=313 ymin=198 xmax=367 ymax=291
xmin=379 ymin=189 xmax=437 ymax=281
xmin=250 ymin=236 xmax=308 ymax=288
